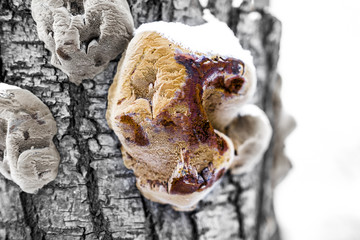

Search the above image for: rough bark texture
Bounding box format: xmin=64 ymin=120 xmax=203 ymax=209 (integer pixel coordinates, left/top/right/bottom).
xmin=0 ymin=0 xmax=289 ymax=239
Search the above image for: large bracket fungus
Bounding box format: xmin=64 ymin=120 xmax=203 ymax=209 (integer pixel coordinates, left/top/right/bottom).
xmin=31 ymin=0 xmax=134 ymax=85
xmin=0 ymin=83 xmax=60 ymax=193
xmin=107 ymin=20 xmax=272 ymax=211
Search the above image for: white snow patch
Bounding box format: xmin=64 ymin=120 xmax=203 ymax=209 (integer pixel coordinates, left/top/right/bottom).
xmin=0 ymin=83 xmax=20 ymax=91
xmin=199 ymin=0 xmax=209 ymax=8
xmin=135 ymin=17 xmax=254 ymax=64
xmin=232 ymin=0 xmax=244 ymax=8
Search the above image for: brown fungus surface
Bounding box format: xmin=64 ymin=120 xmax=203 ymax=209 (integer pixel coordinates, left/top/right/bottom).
xmin=107 ymin=21 xmax=261 ymax=210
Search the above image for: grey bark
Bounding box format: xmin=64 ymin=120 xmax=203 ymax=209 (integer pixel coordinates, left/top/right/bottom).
xmin=0 ymin=0 xmax=289 ymax=239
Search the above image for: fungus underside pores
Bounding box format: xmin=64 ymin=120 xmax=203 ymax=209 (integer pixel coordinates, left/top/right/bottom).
xmin=106 ymin=21 xmax=272 ymax=211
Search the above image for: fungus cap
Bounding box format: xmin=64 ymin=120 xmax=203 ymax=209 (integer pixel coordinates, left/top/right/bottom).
xmin=31 ymin=0 xmax=134 ymax=85
xmin=0 ymin=83 xmax=60 ymax=193
xmin=224 ymin=104 xmax=273 ymax=174
xmin=107 ymin=21 xmax=259 ymax=210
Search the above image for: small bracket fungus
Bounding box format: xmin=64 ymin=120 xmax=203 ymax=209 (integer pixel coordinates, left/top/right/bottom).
xmin=107 ymin=20 xmax=270 ymax=211
xmin=0 ymin=83 xmax=60 ymax=193
xmin=31 ymin=0 xmax=134 ymax=85
xmin=224 ymin=105 xmax=272 ymax=174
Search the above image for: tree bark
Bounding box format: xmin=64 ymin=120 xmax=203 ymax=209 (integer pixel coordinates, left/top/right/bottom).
xmin=0 ymin=0 xmax=289 ymax=239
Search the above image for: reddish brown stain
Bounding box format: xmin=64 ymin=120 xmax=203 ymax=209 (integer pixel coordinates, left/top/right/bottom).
xmin=117 ymin=98 xmax=125 ymax=105
xmin=116 ymin=114 xmax=149 ymax=146
xmin=170 ymin=174 xmax=205 ymax=195
xmin=155 ymin=51 xmax=245 ymax=156
xmin=167 ymin=51 xmax=245 ymax=195
xmin=170 ymin=164 xmax=226 ymax=195
xmin=9 ymin=124 xmax=16 ymax=133
xmin=30 ymin=113 xmax=45 ymax=125
xmin=155 ymin=111 xmax=176 ymax=132
xmin=176 ymin=52 xmax=245 ymax=97
xmin=56 ymin=48 xmax=72 ymax=60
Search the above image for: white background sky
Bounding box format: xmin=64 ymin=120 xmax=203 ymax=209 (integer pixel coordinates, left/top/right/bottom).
xmin=270 ymin=0 xmax=360 ymax=239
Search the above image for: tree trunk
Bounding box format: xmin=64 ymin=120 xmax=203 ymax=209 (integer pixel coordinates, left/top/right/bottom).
xmin=0 ymin=0 xmax=289 ymax=239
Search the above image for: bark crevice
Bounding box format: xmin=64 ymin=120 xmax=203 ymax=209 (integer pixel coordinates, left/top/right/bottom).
xmin=188 ymin=211 xmax=199 ymax=240
xmin=140 ymin=196 xmax=159 ymax=240
xmin=69 ymin=84 xmax=114 ymax=239
xmin=20 ymin=192 xmax=47 ymax=240
xmin=229 ymin=174 xmax=246 ymax=240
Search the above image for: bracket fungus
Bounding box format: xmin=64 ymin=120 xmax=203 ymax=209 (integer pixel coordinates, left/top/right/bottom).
xmin=0 ymin=83 xmax=60 ymax=193
xmin=224 ymin=105 xmax=272 ymax=174
xmin=31 ymin=0 xmax=134 ymax=85
xmin=106 ymin=20 xmax=271 ymax=211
